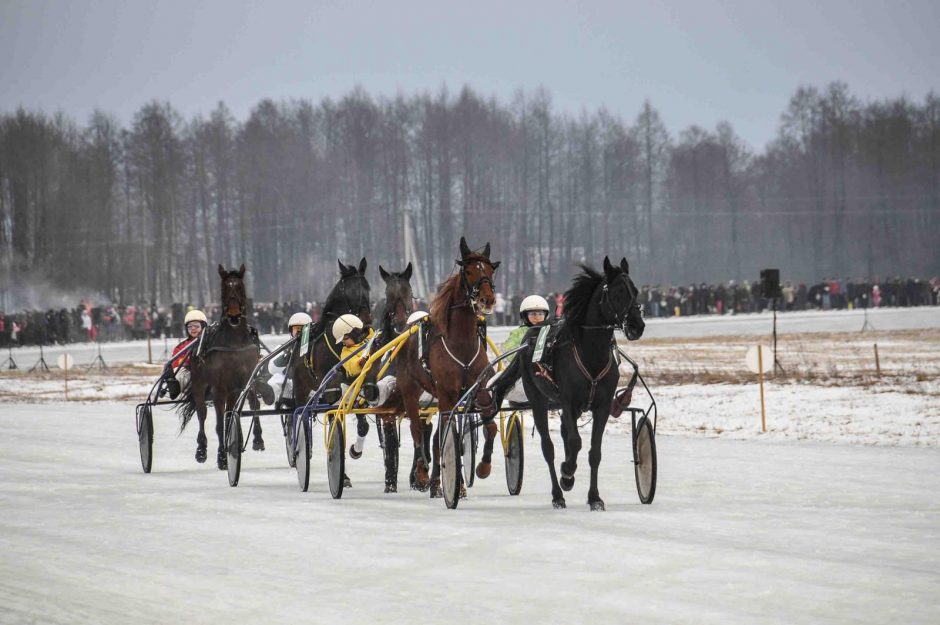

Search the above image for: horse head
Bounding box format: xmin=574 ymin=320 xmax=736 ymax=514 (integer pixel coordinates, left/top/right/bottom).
xmin=602 ymin=256 xmax=645 ymax=341
xmin=379 ymin=262 xmax=414 ymax=334
xmin=456 ymin=236 xmax=500 ymax=316
xmin=336 ymin=257 xmax=372 ymax=326
xmin=218 ymin=264 xmax=247 ymax=323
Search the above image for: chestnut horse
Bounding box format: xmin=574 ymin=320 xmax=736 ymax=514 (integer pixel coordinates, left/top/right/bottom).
xmin=395 ymin=237 xmax=500 ymax=497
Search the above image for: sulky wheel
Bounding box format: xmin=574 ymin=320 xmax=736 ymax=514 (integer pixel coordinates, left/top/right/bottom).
xmin=296 ymin=416 xmax=311 ymax=492
xmin=326 ymin=416 xmax=346 ymax=499
xmin=226 ymin=413 xmax=243 ymax=487
xmin=633 ymin=415 xmax=657 ymax=504
xmin=138 ymin=405 xmax=154 ymax=474
xmin=461 ymin=414 xmax=477 ymax=488
xmin=504 ymin=413 xmax=524 ymax=496
xmin=283 ymin=414 xmax=297 ymax=468
xmin=441 ymin=414 xmax=461 ymax=509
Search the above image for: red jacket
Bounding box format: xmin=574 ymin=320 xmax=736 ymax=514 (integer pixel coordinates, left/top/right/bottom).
xmin=171 ymin=338 xmax=198 ymax=369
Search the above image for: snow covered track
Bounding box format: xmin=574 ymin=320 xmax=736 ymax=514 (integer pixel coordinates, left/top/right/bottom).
xmin=1 ymin=403 xmax=938 ymax=624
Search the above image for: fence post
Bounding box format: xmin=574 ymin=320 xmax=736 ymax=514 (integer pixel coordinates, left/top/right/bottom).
xmin=874 ymin=343 xmax=881 ymax=378
xmin=147 ymin=335 xmax=153 ymax=365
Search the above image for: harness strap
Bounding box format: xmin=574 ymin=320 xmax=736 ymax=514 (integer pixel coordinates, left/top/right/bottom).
xmin=571 ymin=344 xmax=614 ymax=408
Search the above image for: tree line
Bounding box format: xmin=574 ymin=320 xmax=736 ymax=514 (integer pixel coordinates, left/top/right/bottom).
xmin=0 ymin=82 xmax=938 ymax=306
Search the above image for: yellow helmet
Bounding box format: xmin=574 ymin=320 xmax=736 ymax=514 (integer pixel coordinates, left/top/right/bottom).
xmin=332 ymin=314 xmax=364 ymax=344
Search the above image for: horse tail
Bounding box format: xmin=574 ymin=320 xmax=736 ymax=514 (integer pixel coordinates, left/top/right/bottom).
xmin=176 ymin=387 xmax=198 ymax=433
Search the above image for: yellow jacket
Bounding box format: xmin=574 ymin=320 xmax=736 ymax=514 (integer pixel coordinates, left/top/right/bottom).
xmin=339 ymin=327 xmax=375 ymax=378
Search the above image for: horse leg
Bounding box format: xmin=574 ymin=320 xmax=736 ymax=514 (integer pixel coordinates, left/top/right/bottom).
xmin=532 ymin=403 xmax=565 ymax=508
xmin=381 ymin=416 xmax=399 ymax=493
xmin=429 ymin=420 xmax=443 ymax=499
xmin=587 ymin=408 xmax=609 ymax=511
xmin=193 ymin=386 xmax=208 ymax=463
xmin=559 ymin=406 xmax=582 ymax=492
xmin=476 ymin=420 xmax=498 ymax=479
xmin=402 ymin=389 xmax=430 ymax=491
xmin=248 ymin=392 xmax=265 ymax=451
xmin=214 ymin=389 xmax=228 ymax=470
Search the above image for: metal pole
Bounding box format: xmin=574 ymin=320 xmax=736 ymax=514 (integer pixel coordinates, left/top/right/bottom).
xmin=758 ymin=347 xmax=766 ymax=432
xmin=147 ymin=335 xmax=152 ymax=364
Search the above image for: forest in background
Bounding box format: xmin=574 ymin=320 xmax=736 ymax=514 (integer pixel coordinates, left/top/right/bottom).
xmin=1 ymin=82 xmax=938 ymax=306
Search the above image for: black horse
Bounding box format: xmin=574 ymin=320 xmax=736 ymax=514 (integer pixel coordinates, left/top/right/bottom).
xmin=517 ymin=257 xmax=645 ymax=510
xmin=289 ymin=258 xmax=372 ymax=406
xmin=179 ymin=264 xmax=263 ymax=469
xmin=287 ymin=258 xmax=372 ymax=485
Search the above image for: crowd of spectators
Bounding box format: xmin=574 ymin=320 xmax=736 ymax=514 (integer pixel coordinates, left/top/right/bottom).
xmin=634 ymin=276 xmax=938 ymax=318
xmin=0 ymin=276 xmax=936 ymax=348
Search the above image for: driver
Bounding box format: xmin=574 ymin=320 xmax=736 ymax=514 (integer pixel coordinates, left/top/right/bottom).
xmin=476 ymin=295 xmax=551 ymax=418
xmin=161 ymin=309 xmax=208 ymax=399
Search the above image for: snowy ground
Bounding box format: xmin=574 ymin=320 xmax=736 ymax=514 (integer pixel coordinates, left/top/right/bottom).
xmin=1 ymin=307 xmax=939 ymax=623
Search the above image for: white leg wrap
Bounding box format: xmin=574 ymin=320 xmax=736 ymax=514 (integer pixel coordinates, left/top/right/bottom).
xmin=353 ymin=436 xmax=366 ymax=453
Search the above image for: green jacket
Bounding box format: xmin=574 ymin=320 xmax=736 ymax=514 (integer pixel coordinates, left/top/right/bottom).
xmin=500 ymin=326 xmax=529 ymax=363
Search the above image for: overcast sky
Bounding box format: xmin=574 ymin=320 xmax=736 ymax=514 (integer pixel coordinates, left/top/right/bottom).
xmin=1 ymin=0 xmax=937 ymax=151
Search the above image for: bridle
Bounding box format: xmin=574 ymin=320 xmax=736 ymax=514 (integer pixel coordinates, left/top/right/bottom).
xmin=384 ymin=277 xmax=413 ymax=333
xmin=453 ymin=258 xmax=495 ymax=311
xmin=338 ymin=274 xmax=371 ymax=319
xmin=582 ymin=273 xmax=642 ymax=332
xmin=222 ymin=276 xmax=247 ymax=322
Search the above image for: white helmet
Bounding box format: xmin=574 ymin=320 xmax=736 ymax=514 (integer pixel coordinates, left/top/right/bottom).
xmin=184 ymin=309 xmax=208 ymax=326
xmin=332 ymin=313 xmax=364 ymax=344
xmin=519 ymin=295 xmax=550 ymax=314
xmin=407 ymin=310 xmax=429 ymax=325
xmin=287 ymin=312 xmax=312 ymax=328
xmin=519 ymin=295 xmax=550 ymax=325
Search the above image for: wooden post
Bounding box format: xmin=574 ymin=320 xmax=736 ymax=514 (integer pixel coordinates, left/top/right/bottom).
xmin=64 ymin=360 xmax=69 ymax=401
xmin=758 ymin=346 xmax=766 ymax=432
xmin=147 ymin=335 xmax=153 ymax=364
xmin=874 ymin=343 xmax=881 ymax=378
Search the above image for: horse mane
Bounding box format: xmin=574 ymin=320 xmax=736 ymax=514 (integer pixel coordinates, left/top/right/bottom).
xmin=563 ymin=264 xmax=606 ymax=331
xmin=429 ymin=273 xmax=461 ymax=332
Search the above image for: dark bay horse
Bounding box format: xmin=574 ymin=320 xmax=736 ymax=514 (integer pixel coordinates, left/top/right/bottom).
xmin=355 ymin=262 xmax=416 ymax=492
xmin=395 ymin=237 xmax=500 ymax=497
xmin=518 ymin=257 xmax=645 ymax=510
xmin=178 ymin=264 xmax=263 ymax=469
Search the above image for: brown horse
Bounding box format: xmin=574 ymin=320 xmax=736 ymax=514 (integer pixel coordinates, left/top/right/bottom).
xmin=395 ymin=237 xmax=500 ymax=497
xmin=178 ymin=264 xmax=263 ymax=469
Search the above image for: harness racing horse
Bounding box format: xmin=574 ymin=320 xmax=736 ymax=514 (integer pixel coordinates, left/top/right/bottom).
xmin=286 ymin=258 xmax=372 ymax=485
xmin=353 ymin=262 xmax=416 ymax=492
xmin=178 ymin=264 xmax=264 ymax=469
xmin=289 ymin=258 xmax=372 ymax=408
xmin=518 ymin=257 xmax=644 ymax=510
xmin=396 ymin=237 xmax=500 ymax=497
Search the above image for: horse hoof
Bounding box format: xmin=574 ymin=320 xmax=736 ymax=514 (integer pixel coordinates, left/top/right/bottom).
xmin=195 ymin=447 xmax=207 ymax=463
xmin=252 ymin=438 xmax=265 ymax=452
xmin=560 ymin=475 xmax=575 ymax=491
xmin=413 ymin=460 xmax=430 ymax=491
xmin=552 ymin=499 xmax=567 ymax=509
xmin=217 ymin=454 xmax=227 ymax=471
xmin=459 ymin=483 xmax=467 ymax=499
xmin=475 ymin=461 xmax=492 ymax=480
xmin=590 ymin=500 xmax=606 ymax=512
xmin=384 ymin=482 xmax=397 ymax=494
xmin=430 ymin=480 xmax=442 ymax=498
xmin=343 ymin=474 xmax=352 ymax=488
xmin=349 ymin=445 xmax=362 ymax=460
